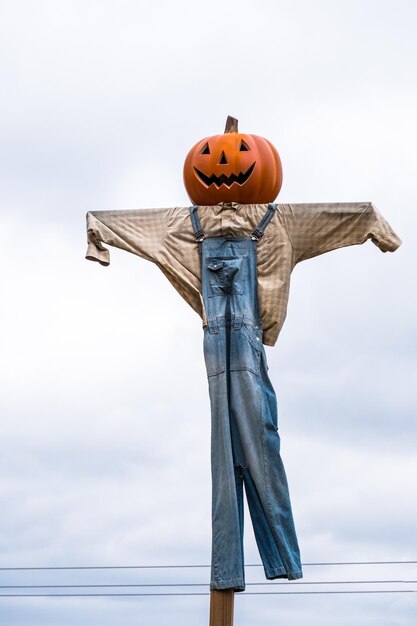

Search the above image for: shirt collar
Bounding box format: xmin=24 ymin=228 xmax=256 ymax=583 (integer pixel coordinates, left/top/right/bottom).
xmin=213 ymin=202 xmax=240 ymax=215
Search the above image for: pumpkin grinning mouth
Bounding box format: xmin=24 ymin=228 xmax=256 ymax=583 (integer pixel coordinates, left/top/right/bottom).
xmin=193 ymin=162 xmax=256 ymax=189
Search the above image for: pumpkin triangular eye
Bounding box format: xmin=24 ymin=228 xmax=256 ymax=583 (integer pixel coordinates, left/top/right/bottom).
xmin=200 ymin=142 xmax=210 ymax=155
xmin=239 ymin=140 xmax=250 ymax=151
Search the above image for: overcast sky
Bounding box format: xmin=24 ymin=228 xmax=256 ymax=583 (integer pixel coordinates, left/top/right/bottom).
xmin=0 ymin=1 xmax=416 ymax=624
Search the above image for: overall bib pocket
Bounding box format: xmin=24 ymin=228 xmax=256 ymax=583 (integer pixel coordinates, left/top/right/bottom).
xmin=207 ymin=256 xmax=246 ymax=297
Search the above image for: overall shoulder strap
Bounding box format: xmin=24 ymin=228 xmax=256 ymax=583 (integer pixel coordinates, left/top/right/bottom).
xmin=189 ymin=206 xmax=205 ymax=242
xmin=250 ymin=203 xmax=277 ymax=241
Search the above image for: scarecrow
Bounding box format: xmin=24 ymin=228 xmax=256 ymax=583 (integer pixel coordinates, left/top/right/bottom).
xmin=85 ymin=117 xmax=401 ymax=593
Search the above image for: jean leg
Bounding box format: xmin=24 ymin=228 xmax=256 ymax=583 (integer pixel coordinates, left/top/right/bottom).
xmin=229 ymin=327 xmax=303 ymax=581
xmin=205 ymin=327 xmax=246 ymax=591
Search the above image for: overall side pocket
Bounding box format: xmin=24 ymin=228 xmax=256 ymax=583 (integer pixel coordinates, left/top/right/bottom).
xmin=203 ymin=327 xmax=226 ymax=377
xmin=230 ymin=324 xmax=262 ymax=376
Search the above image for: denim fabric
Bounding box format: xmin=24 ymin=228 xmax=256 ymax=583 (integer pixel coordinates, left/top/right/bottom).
xmin=198 ymin=230 xmax=302 ymax=592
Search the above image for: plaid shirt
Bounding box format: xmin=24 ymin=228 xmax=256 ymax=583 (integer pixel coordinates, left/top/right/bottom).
xmin=86 ymin=203 xmax=401 ymax=346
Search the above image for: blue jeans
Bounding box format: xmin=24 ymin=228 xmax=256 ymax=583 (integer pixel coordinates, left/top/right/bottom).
xmin=200 ymin=234 xmax=302 ymax=591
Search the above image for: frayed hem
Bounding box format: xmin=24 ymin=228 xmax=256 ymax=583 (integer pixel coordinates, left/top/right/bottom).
xmin=210 ymin=578 xmax=245 ymax=592
xmin=265 ymin=568 xmax=303 ymax=581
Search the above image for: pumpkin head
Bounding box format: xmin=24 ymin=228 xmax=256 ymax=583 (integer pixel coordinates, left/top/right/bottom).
xmin=183 ymin=116 xmax=282 ymax=205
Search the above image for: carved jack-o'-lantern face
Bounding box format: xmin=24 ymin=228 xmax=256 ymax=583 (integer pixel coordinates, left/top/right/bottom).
xmin=183 ymin=116 xmax=282 ymax=205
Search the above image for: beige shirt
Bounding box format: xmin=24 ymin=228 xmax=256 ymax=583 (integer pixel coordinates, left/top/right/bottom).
xmin=85 ymin=202 xmax=401 ymax=346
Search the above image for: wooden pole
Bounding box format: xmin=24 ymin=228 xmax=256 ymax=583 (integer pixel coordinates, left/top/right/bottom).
xmin=209 ymin=589 xmax=235 ymax=626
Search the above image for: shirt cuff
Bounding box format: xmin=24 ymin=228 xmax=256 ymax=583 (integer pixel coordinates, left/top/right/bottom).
xmin=371 ymin=232 xmax=402 ymax=252
xmin=369 ymin=204 xmax=402 ymax=252
xmin=85 ymin=232 xmax=110 ymax=266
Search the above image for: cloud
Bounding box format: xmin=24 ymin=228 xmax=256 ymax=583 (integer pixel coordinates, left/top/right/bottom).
xmin=0 ymin=1 xmax=416 ymax=625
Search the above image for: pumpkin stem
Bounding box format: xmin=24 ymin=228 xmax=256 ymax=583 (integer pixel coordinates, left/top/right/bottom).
xmin=224 ymin=116 xmax=239 ymax=133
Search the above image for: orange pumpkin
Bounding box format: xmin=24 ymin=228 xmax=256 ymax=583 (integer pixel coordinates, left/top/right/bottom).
xmin=183 ymin=116 xmax=282 ymax=205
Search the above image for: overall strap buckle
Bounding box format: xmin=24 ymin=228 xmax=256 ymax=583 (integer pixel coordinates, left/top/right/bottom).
xmin=250 ymin=203 xmax=277 ymax=241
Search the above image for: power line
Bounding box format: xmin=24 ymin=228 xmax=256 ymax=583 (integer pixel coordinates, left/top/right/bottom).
xmin=0 ymin=580 xmax=416 ymax=589
xmin=302 ymin=561 xmax=417 ymax=567
xmin=2 ymin=561 xmax=415 ymax=600
xmin=0 ymin=590 xmax=415 ymax=598
xmin=0 ymin=560 xmax=415 ymax=571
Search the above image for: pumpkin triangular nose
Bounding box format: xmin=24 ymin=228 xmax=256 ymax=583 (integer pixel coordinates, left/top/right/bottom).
xmin=219 ymin=151 xmax=228 ymax=165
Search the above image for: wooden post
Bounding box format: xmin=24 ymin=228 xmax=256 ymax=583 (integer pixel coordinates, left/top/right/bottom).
xmin=209 ymin=589 xmax=235 ymax=626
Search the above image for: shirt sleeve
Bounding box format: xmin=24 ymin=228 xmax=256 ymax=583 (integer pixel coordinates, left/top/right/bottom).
xmin=279 ymin=202 xmax=402 ymax=264
xmin=86 ymin=208 xmax=169 ymax=266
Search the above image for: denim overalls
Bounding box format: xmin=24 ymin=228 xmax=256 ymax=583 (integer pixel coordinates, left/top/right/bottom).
xmin=190 ymin=204 xmax=302 ymax=591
